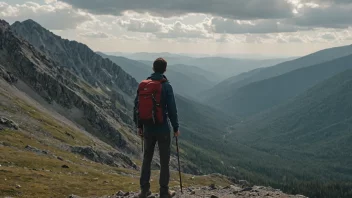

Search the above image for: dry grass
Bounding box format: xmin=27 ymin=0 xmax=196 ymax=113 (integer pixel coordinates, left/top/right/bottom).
xmin=0 ymin=83 xmax=232 ymax=198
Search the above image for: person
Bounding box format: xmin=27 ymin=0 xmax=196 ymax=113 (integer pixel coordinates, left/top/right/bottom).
xmin=134 ymin=57 xmax=180 ymax=198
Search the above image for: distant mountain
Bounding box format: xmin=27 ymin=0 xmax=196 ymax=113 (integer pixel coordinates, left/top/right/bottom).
xmin=228 ymin=70 xmax=352 ymax=181
xmin=98 ymin=53 xmax=216 ymax=99
xmin=203 ymin=44 xmax=352 ymax=102
xmin=212 ymin=54 xmax=352 ymax=116
xmin=139 ymin=60 xmax=221 ymax=83
xmin=171 ymin=57 xmax=294 ymax=79
xmin=129 ymin=55 xmax=293 ymax=80
xmin=96 ymin=53 xmax=151 ymax=82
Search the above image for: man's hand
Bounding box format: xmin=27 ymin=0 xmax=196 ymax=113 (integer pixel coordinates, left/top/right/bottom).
xmin=174 ymin=130 xmax=180 ymax=137
xmin=138 ymin=128 xmax=143 ymax=137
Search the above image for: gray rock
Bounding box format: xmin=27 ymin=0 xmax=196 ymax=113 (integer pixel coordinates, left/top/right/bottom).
xmin=0 ymin=117 xmax=19 ymax=130
xmin=71 ymin=146 xmax=137 ymax=170
xmin=0 ymin=66 xmax=17 ymax=84
xmin=68 ymin=195 xmax=81 ymax=198
xmin=209 ymin=183 xmax=217 ymax=190
xmin=25 ymin=145 xmax=48 ymax=154
xmin=116 ymin=190 xmax=125 ymax=196
xmin=241 ymin=187 xmax=253 ymax=192
xmin=57 ymin=156 xmax=64 ymax=161
xmin=61 ymin=165 xmax=69 ymax=168
xmin=238 ymin=180 xmax=250 ymax=187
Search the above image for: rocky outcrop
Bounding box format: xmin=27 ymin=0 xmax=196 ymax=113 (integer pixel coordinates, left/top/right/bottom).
xmin=0 ymin=65 xmax=17 ymax=84
xmin=69 ymin=184 xmax=307 ymax=198
xmin=71 ymin=146 xmax=138 ymax=170
xmin=0 ymin=116 xmax=19 ymax=130
xmin=25 ymin=145 xmax=49 ymax=154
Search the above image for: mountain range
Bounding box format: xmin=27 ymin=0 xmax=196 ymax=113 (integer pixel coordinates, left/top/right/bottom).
xmin=228 ymin=69 xmax=352 ymax=181
xmin=210 ymin=53 xmax=352 ymax=116
xmin=202 ymin=44 xmax=352 ymax=103
xmin=113 ymin=52 xmax=294 ymax=80
xmin=97 ymin=53 xmax=216 ymax=99
xmin=1 ymin=18 xmax=352 ymax=198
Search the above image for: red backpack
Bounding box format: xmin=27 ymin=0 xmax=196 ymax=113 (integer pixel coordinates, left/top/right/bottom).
xmin=137 ymin=78 xmax=167 ymax=125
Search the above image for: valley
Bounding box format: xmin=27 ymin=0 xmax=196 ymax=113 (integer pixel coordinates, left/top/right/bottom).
xmin=1 ymin=17 xmax=352 ymax=198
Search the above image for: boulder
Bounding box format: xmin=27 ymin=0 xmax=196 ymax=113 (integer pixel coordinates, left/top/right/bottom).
xmin=0 ymin=117 xmax=19 ymax=130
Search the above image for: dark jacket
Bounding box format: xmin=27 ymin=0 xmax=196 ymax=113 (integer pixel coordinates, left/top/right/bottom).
xmin=134 ymin=72 xmax=179 ymax=133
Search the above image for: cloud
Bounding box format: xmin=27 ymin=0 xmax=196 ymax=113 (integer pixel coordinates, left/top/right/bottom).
xmin=79 ymin=31 xmax=111 ymax=38
xmin=320 ymin=32 xmax=336 ymax=40
xmin=61 ymin=0 xmax=294 ymax=20
xmin=0 ymin=1 xmax=92 ymax=30
xmin=209 ymin=17 xmax=304 ymax=34
xmin=116 ymin=17 xmax=164 ymax=33
xmin=157 ymin=21 xmax=211 ymax=39
xmin=116 ymin=16 xmax=211 ymax=39
xmin=290 ymin=1 xmax=352 ymax=29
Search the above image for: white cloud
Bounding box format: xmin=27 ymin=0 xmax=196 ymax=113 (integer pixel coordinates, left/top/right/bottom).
xmin=0 ymin=1 xmax=92 ymax=30
xmin=79 ymin=31 xmax=111 ymax=38
xmin=116 ymin=17 xmax=164 ymax=33
xmin=209 ymin=17 xmax=303 ymax=34
xmin=115 ymin=16 xmax=211 ymax=39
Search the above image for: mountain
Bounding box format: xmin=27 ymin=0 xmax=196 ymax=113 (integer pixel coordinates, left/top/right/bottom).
xmin=228 ymin=70 xmax=352 ymax=182
xmin=97 ymin=53 xmax=216 ymax=99
xmin=108 ymin=52 xmax=294 ymax=81
xmin=172 ymin=57 xmax=294 ymax=79
xmin=8 ymin=19 xmax=141 ymax=153
xmin=0 ymin=19 xmax=245 ymax=197
xmin=138 ymin=60 xmax=221 ymax=83
xmin=139 ymin=57 xmax=293 ymax=80
xmin=1 ymin=18 xmax=351 ymax=198
xmin=203 ymin=44 xmax=352 ymax=102
xmin=212 ymin=54 xmax=352 ymax=116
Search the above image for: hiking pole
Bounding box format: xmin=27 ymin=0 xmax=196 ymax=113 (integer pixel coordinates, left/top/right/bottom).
xmin=141 ymin=135 xmax=144 ymax=153
xmin=175 ymin=137 xmax=183 ymax=193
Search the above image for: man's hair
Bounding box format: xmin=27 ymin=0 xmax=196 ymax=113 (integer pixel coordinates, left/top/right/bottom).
xmin=153 ymin=57 xmax=167 ymax=73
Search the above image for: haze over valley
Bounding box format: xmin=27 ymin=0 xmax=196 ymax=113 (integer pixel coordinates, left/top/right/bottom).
xmin=1 ymin=0 xmax=352 ymax=198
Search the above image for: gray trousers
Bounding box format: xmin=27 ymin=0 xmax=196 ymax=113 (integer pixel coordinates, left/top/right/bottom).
xmin=140 ymin=131 xmax=171 ymax=195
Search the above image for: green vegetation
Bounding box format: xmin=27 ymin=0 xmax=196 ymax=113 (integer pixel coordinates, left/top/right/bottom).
xmin=0 ymin=87 xmax=232 ymax=198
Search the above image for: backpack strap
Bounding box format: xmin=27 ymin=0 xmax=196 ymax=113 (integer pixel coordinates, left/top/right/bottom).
xmin=145 ymin=76 xmax=167 ymax=83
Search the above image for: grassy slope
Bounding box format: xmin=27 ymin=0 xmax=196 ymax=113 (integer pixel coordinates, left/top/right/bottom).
xmin=228 ymin=70 xmax=352 ymax=181
xmin=215 ymin=54 xmax=352 ymax=117
xmin=0 ymin=80 xmax=232 ymax=198
xmin=203 ymin=44 xmax=352 ymax=104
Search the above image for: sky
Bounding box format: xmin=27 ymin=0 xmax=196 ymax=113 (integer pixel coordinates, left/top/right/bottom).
xmin=1 ymin=0 xmax=352 ymax=57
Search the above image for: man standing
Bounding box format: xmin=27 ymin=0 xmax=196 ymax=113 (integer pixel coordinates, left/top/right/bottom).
xmin=134 ymin=58 xmax=180 ymax=198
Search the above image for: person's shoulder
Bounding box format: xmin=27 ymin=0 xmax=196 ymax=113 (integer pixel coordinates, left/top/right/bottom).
xmin=162 ymin=81 xmax=174 ymax=93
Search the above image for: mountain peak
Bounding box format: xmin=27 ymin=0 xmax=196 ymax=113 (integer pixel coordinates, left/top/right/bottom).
xmin=22 ymin=19 xmax=42 ymax=26
xmin=0 ymin=19 xmax=10 ymax=31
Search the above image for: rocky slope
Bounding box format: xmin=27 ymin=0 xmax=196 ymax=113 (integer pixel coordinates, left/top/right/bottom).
xmin=11 ymin=19 xmax=137 ymax=98
xmin=0 ymin=19 xmax=140 ymax=155
xmin=70 ymin=184 xmax=307 ymax=198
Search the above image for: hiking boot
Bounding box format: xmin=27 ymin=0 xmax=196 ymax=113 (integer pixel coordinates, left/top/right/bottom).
xmin=137 ymin=190 xmax=152 ymax=198
xmin=160 ymin=190 xmax=176 ymax=198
